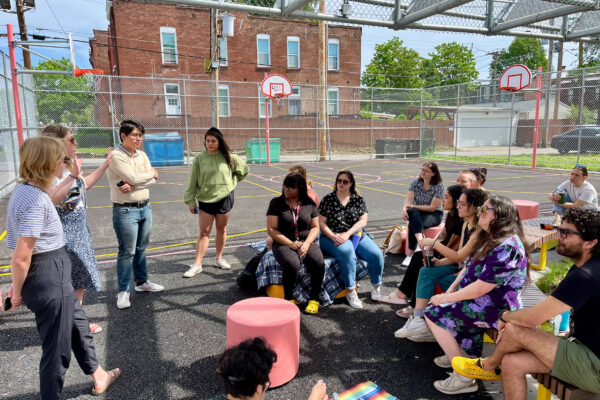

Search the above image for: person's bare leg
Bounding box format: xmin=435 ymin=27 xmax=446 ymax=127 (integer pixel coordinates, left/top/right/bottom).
xmin=501 ymin=351 xmax=552 ymax=400
xmin=91 ymin=365 xmax=120 ymax=391
xmin=194 ymin=211 xmax=215 ymax=265
xmin=415 ymin=298 xmax=429 ymax=310
xmin=214 ymin=212 xmax=231 ymax=259
xmin=425 ymin=316 xmax=463 ymax=359
xmin=308 ymin=380 xmax=328 ymax=400
xmin=75 ymin=289 xmax=84 ymax=305
xmin=415 ymin=232 xmax=424 ymax=242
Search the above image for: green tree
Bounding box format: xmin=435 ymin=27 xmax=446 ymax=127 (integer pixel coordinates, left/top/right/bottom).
xmin=34 ymin=57 xmax=95 ymax=126
xmin=490 ymin=38 xmax=547 ymax=79
xmin=424 ymin=42 xmax=478 ymax=87
xmin=569 ymin=105 xmax=596 ymax=124
xmin=362 ymin=37 xmax=422 ymax=88
xmin=583 ymin=43 xmax=600 ymax=67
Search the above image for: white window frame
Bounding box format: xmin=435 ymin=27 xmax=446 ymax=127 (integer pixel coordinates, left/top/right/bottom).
xmin=219 ymin=84 xmax=230 ymax=117
xmin=218 ymin=37 xmax=228 ymax=67
xmin=259 ymin=88 xmax=273 ymax=118
xmin=164 ymin=83 xmax=181 ymax=116
xmin=288 ymin=86 xmax=301 ymax=115
xmin=160 ymin=26 xmax=178 ymax=64
xmin=328 ymin=38 xmax=339 ymax=71
xmin=287 ymin=36 xmax=300 ymax=69
xmin=257 ymin=34 xmax=271 ymax=67
xmin=327 ymin=87 xmax=339 ymax=115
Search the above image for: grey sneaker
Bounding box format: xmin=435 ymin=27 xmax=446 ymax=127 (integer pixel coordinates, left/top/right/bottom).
xmin=346 ymin=291 xmax=363 ymax=309
xmin=117 ymin=291 xmax=130 ymax=309
xmin=135 ymin=281 xmax=164 ymax=292
xmin=394 ymin=315 xmax=428 ymax=338
xmin=434 ymin=355 xmax=452 ymax=368
xmin=216 ymin=258 xmax=231 ymax=270
xmin=183 ymin=264 xmax=202 ymax=278
xmin=433 ymin=372 xmax=478 ymax=395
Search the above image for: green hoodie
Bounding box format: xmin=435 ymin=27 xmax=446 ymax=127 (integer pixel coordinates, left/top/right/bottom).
xmin=184 ymin=151 xmax=249 ymax=205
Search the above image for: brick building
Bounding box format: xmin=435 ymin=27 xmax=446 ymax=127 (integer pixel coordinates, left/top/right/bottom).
xmin=89 ymin=0 xmax=362 ymax=127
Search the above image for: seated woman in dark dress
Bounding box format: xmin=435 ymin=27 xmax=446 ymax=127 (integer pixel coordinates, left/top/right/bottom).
xmin=267 ymin=173 xmax=325 ymax=314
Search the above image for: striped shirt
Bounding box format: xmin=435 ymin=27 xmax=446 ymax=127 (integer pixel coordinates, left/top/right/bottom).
xmin=408 ymin=178 xmax=445 ymax=211
xmin=6 ymin=183 xmax=65 ymax=253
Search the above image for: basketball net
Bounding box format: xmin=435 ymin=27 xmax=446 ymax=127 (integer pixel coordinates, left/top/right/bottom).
xmin=273 ymin=92 xmax=286 ymax=107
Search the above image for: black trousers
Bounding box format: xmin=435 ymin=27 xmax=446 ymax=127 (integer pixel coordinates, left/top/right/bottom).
xmin=407 ymin=208 xmax=443 ymax=250
xmin=272 ymin=242 xmax=325 ymax=301
xmin=398 ymin=252 xmax=424 ymax=308
xmin=21 ymin=247 xmax=98 ymax=400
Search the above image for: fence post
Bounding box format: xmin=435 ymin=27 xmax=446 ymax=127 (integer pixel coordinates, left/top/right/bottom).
xmin=454 ymin=84 xmax=459 ymax=161
xmin=419 ymin=88 xmax=424 ymax=157
xmin=108 ymin=76 xmax=117 ymax=148
xmin=181 ymin=78 xmax=191 ymax=166
xmin=370 ymin=87 xmax=374 ymax=160
xmin=3 ymin=54 xmax=19 ymax=176
xmin=18 ymin=73 xmax=30 ymax=140
xmin=315 ymin=86 xmax=319 ymax=162
xmin=576 ymin=69 xmax=585 ymax=165
xmin=257 ymin=83 xmax=262 ymax=164
xmin=508 ymin=91 xmax=515 ymax=166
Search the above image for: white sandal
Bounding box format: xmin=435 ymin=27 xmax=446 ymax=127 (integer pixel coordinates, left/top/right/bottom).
xmin=396 ymin=305 xmax=414 ymax=319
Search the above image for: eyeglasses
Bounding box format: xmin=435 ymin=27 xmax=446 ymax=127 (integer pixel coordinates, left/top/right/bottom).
xmin=421 ymin=168 xmax=433 ymax=174
xmin=337 ymin=179 xmax=350 ymax=185
xmin=476 ymin=205 xmax=495 ymax=217
xmin=68 ymin=137 xmax=76 ymax=144
xmin=129 ymin=133 xmax=144 ymax=139
xmin=457 ymin=201 xmax=468 ymax=207
xmin=556 ymin=227 xmax=582 ymax=240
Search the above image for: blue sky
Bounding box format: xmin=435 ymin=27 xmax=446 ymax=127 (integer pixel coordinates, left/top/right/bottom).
xmin=0 ymin=1 xmax=580 ymax=80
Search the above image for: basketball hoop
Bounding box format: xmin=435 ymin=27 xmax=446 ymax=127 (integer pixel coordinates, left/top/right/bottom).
xmin=499 ymin=64 xmax=531 ymax=92
xmin=500 ymin=86 xmax=518 ymax=93
xmin=273 ymin=92 xmax=286 ymax=107
xmin=74 ymin=68 xmax=104 ymax=77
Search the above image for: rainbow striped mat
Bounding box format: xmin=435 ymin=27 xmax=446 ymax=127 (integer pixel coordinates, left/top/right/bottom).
xmin=333 ymin=381 xmax=399 ymax=400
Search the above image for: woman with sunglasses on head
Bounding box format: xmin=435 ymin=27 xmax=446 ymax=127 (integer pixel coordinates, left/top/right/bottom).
xmin=401 ymin=162 xmax=445 ymax=266
xmin=548 ymin=164 xmax=598 ymax=227
xmin=184 ymin=127 xmax=249 ymax=278
xmin=267 ymin=173 xmax=325 ymax=314
xmin=42 ymin=124 xmax=113 ymax=334
xmin=422 ymin=196 xmax=529 ymax=395
xmin=318 ymin=171 xmax=384 ymax=309
xmin=3 ymin=136 xmax=120 ymax=399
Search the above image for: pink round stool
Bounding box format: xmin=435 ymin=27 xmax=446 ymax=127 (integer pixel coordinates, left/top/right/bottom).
xmin=405 ymin=223 xmax=445 ymax=256
xmin=226 ymin=297 xmax=300 ymax=387
xmin=512 ymin=199 xmax=539 ymax=220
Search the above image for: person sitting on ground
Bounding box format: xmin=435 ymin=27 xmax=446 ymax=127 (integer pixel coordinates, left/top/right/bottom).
xmin=401 ymin=162 xmax=445 ymax=267
xmin=377 ymin=185 xmax=465 ymax=307
xmin=456 ymin=170 xmax=477 ymax=188
xmin=548 ymin=164 xmax=598 ymax=227
xmin=393 ymin=189 xmax=489 ymax=345
xmin=452 ymin=208 xmax=600 ymax=398
xmin=424 ymin=196 xmax=529 ymax=395
xmin=469 ymin=167 xmax=487 ymax=190
xmin=267 ymin=173 xmax=325 ymax=314
xmin=319 ymin=170 xmax=384 ymax=309
xmin=210 ymin=337 xmax=328 ymax=400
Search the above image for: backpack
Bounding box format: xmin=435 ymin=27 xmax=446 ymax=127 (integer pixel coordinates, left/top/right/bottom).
xmin=236 ymin=248 xmax=268 ymax=293
xmin=382 ymin=225 xmax=406 ymax=254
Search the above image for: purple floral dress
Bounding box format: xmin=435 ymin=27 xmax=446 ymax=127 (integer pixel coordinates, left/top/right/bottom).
xmin=424 ymin=236 xmax=528 ymax=356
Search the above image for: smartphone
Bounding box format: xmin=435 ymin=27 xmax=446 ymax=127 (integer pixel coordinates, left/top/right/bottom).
xmin=117 ymin=180 xmax=125 ymax=187
xmin=3 ymin=296 xmax=12 ymax=312
xmin=193 ymin=207 xmax=199 ymax=214
xmin=540 ymin=223 xmax=555 ymax=230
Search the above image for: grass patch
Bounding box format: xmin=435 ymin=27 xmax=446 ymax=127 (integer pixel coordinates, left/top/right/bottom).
xmin=77 ymin=147 xmax=111 ymax=155
xmin=535 ymin=258 xmax=572 ymax=294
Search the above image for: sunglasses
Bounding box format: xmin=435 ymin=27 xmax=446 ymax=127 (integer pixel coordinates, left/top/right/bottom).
xmin=556 ymin=227 xmax=582 ymax=240
xmin=574 ymin=164 xmax=587 ymax=169
xmin=337 ymin=178 xmax=351 ymax=185
xmin=476 ymin=205 xmax=495 ymax=217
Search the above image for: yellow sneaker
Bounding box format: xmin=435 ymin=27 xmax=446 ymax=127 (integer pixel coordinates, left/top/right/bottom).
xmin=452 ymin=357 xmax=502 ymax=381
xmin=304 ymin=300 xmax=319 ymax=314
xmin=290 ymin=299 xmax=300 ymax=305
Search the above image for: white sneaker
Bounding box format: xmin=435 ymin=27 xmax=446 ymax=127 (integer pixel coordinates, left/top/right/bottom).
xmin=407 ymin=329 xmax=437 ymax=343
xmin=117 ymin=291 xmax=130 ymax=309
xmin=394 ymin=315 xmax=428 ymax=338
xmin=216 ymin=258 xmax=231 ymax=270
xmin=434 ymin=355 xmax=452 ymax=368
xmin=401 ymin=255 xmax=412 ymax=267
xmin=134 ymin=281 xmax=164 ymax=292
xmin=346 ymin=291 xmax=363 ymax=309
xmin=183 ymin=264 xmax=203 ymax=278
xmin=433 ymin=372 xmax=478 ymax=395
xmin=370 ymin=286 xmax=382 ymax=301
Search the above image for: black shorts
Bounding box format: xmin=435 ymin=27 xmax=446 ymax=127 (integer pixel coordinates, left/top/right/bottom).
xmin=197 ymin=191 xmax=235 ymax=215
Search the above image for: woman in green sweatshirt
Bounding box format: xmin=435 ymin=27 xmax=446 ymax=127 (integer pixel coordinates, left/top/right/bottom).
xmin=183 ymin=127 xmax=249 ymax=278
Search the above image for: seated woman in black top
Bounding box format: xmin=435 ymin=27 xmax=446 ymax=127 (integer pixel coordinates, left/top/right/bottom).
xmin=267 ymin=173 xmax=325 ymax=314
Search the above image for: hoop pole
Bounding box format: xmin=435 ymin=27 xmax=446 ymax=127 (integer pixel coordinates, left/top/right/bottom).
xmin=7 ymin=24 xmax=24 ymax=146
xmin=264 ymin=72 xmax=271 ymax=166
xmin=532 ymin=67 xmax=542 ymax=169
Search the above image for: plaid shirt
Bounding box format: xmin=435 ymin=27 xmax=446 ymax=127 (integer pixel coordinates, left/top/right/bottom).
xmin=255 ymin=250 xmax=369 ymax=306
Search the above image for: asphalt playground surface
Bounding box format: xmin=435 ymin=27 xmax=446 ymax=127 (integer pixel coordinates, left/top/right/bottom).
xmin=0 ymin=158 xmax=586 ymax=400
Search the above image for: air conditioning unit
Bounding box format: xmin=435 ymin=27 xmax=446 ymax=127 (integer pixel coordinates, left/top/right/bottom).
xmin=0 ymin=0 xmax=12 ymax=11
xmin=23 ymin=0 xmax=35 ymax=7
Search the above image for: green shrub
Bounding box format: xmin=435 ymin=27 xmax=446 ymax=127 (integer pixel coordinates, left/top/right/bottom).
xmin=536 ymin=259 xmax=572 ymax=294
xmin=75 ymin=128 xmax=114 ymax=148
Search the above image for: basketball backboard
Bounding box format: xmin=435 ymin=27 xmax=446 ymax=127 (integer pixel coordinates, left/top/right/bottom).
xmin=260 ymin=74 xmax=292 ymax=98
xmin=499 ymin=64 xmax=532 ymax=92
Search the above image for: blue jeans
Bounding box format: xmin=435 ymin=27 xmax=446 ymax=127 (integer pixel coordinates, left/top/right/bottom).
xmin=415 ymin=264 xmax=458 ymax=299
xmin=113 ymin=204 xmax=152 ymax=292
xmin=320 ymin=234 xmax=384 ymax=290
xmin=553 ymin=192 xmax=571 ymax=215
xmin=407 ymin=208 xmax=443 ymax=250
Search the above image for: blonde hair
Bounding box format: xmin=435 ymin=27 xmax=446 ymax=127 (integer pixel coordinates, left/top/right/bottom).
xmin=41 ymin=124 xmax=73 ymax=170
xmin=289 ymin=165 xmax=313 ymax=188
xmin=19 ymin=136 xmax=65 ymax=190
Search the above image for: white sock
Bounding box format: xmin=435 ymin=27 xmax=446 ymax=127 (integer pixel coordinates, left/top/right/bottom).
xmin=454 ymin=372 xmax=473 ymax=382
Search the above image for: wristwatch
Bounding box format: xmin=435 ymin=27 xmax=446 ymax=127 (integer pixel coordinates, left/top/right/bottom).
xmin=499 ymin=310 xmax=508 ymax=323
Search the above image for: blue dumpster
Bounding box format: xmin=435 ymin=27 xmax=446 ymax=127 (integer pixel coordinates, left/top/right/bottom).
xmin=144 ymin=132 xmax=184 ymax=166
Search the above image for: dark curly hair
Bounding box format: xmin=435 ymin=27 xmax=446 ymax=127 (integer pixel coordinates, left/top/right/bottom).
xmin=562 ymin=209 xmax=600 ymax=258
xmin=469 ymin=167 xmax=487 ymax=186
xmin=216 ymin=337 xmax=277 ymax=398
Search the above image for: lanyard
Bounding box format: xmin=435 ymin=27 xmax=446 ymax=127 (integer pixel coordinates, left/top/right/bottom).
xmin=288 ymin=201 xmax=301 ymax=241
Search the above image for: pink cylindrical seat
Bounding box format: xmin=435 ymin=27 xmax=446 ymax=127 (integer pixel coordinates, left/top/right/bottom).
xmin=405 ymin=223 xmax=445 ymax=256
xmin=512 ymin=199 xmax=539 ymax=220
xmin=226 ymin=297 xmax=300 ymax=387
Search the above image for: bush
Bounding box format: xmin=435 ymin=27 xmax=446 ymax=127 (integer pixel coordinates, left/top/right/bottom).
xmin=536 ymin=259 xmax=572 ymax=294
xmin=75 ymin=128 xmax=114 ymax=148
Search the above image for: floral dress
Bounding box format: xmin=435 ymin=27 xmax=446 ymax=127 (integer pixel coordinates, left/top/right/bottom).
xmin=424 ymin=236 xmax=528 ymax=356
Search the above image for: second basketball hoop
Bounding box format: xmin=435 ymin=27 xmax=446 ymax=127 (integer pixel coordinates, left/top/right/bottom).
xmin=260 ymin=74 xmax=292 ymax=99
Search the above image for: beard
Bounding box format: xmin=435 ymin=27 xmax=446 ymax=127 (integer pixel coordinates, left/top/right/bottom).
xmin=556 ymin=242 xmax=583 ymax=260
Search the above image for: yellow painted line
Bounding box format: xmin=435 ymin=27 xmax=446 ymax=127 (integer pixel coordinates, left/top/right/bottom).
xmin=243 ymin=179 xmax=280 ymax=194
xmin=356 ymin=185 xmax=406 ymax=196
xmin=488 ymin=189 xmax=549 ymax=195
xmin=0 ymin=230 xmax=5 ymax=241
xmin=0 ymin=265 xmax=10 ymax=269
xmin=93 ymin=181 xmax=188 ymax=188
xmin=88 ymin=194 xmax=275 ymax=209
xmin=0 ymin=272 xmax=10 ymax=276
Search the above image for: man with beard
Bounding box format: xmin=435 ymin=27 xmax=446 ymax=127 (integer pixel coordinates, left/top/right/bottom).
xmin=451 ymin=208 xmax=600 ymax=398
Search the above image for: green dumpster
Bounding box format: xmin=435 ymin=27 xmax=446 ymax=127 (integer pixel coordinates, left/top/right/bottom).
xmin=245 ymin=138 xmax=281 ymax=163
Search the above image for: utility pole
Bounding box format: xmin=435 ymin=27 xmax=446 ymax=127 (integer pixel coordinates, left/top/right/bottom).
xmin=578 ymin=42 xmax=584 ymax=68
xmin=16 ymin=0 xmax=31 ymax=69
xmin=318 ymin=0 xmax=327 ymax=160
xmin=210 ymin=9 xmax=220 ymax=128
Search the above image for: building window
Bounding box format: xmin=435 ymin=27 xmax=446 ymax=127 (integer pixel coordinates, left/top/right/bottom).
xmin=287 ymin=36 xmax=300 ymax=68
xmin=257 ymin=34 xmax=270 ymax=67
xmin=164 ymin=83 xmax=181 ymax=115
xmin=219 ymin=84 xmax=230 ymax=117
xmin=328 ymin=39 xmax=339 ymax=70
xmin=160 ymin=27 xmax=177 ymax=64
xmin=568 ymin=89 xmax=574 ymax=104
xmin=218 ymin=37 xmax=228 ymax=67
xmin=259 ymin=89 xmax=273 ymax=118
xmin=288 ymin=86 xmax=301 ymax=115
xmin=596 ymin=87 xmax=600 ymax=101
xmin=327 ymin=87 xmax=339 ymax=115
